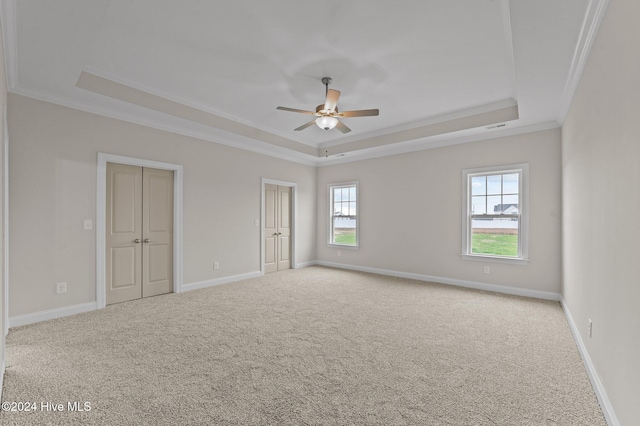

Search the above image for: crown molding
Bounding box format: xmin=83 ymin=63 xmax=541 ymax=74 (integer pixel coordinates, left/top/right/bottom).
xmin=557 ymin=0 xmax=610 ymax=123
xmin=9 ymin=81 xmax=560 ymax=168
xmin=82 ymin=65 xmax=319 ymax=150
xmin=10 ymin=83 xmax=320 ymax=166
xmin=0 ymin=0 xmax=18 ymax=90
xmin=501 ymin=0 xmax=518 ymax=102
xmin=76 ymin=70 xmax=319 ymax=157
xmin=318 ymin=98 xmax=518 ymax=150
xmin=317 ymin=121 xmax=560 ymax=166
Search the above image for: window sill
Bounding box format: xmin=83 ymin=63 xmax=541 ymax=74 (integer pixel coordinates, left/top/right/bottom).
xmin=460 ymin=253 xmax=529 ymax=265
xmin=328 ymin=244 xmax=359 ymax=250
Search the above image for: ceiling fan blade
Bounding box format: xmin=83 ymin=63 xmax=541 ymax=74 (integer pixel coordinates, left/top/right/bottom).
xmin=294 ymin=119 xmax=317 ymax=131
xmin=335 ymin=120 xmax=351 ymax=134
xmin=324 ymin=89 xmax=341 ymax=113
xmin=337 ymin=109 xmax=380 ymax=118
xmin=277 ymin=106 xmax=317 ymax=115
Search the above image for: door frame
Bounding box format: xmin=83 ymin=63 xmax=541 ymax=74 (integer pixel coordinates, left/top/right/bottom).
xmin=3 ymin=104 xmax=9 ymax=338
xmin=97 ymin=153 xmax=183 ymax=309
xmin=260 ymin=178 xmax=296 ymax=274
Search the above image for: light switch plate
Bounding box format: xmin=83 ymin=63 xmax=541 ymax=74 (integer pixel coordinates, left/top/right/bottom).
xmin=83 ymin=220 xmax=93 ymax=230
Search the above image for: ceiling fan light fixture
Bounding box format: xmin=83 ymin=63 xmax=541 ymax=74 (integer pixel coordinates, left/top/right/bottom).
xmin=316 ymin=116 xmax=339 ymax=131
xmin=277 ymin=76 xmax=378 ymax=134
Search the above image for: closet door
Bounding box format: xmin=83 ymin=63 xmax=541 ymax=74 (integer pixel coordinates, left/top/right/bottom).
xmin=106 ymin=163 xmax=173 ymax=305
xmin=264 ymin=184 xmax=291 ymax=274
xmin=106 ymin=163 xmax=143 ymax=305
xmin=264 ymin=184 xmax=278 ymax=274
xmin=276 ymin=185 xmax=291 ymax=271
xmin=142 ymin=168 xmax=174 ymax=297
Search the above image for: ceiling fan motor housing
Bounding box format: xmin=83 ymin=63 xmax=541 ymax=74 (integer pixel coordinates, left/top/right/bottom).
xmin=316 ymin=104 xmax=338 ymax=115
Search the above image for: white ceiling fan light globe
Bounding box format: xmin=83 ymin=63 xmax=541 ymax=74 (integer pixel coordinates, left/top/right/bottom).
xmin=316 ymin=116 xmax=339 ymax=131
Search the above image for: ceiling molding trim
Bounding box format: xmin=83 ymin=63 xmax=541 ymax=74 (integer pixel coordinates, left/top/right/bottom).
xmin=318 ymin=98 xmax=518 ymax=149
xmin=7 ymin=82 xmax=560 ymax=169
xmin=76 ymin=71 xmax=319 ymax=157
xmin=82 ymin=65 xmax=318 ymax=149
xmin=324 ymin=105 xmax=519 ymax=156
xmin=9 ymin=84 xmax=320 ymax=167
xmin=557 ymin=0 xmax=610 ymax=123
xmin=501 ymin=0 xmax=518 ymax=102
xmin=317 ymin=121 xmax=561 ymax=167
xmin=0 ymin=0 xmax=18 ymax=89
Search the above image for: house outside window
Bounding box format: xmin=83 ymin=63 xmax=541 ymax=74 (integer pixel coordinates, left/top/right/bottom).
xmin=328 ymin=182 xmax=358 ymax=247
xmin=462 ymin=164 xmax=528 ymax=264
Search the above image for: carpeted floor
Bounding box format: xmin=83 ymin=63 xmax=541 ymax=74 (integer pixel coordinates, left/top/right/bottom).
xmin=1 ymin=266 xmax=605 ymax=425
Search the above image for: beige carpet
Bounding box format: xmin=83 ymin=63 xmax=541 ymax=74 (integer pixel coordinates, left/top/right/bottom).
xmin=1 ymin=266 xmax=605 ymax=425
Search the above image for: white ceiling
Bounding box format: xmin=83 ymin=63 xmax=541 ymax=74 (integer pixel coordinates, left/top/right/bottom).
xmin=1 ymin=0 xmax=607 ymax=165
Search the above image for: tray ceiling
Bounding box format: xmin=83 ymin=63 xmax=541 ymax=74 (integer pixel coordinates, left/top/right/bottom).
xmin=1 ymin=0 xmax=607 ymax=165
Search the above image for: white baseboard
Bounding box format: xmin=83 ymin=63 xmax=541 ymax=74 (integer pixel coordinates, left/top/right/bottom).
xmin=5 ymin=265 xmax=559 ymax=329
xmin=6 ymin=272 xmax=262 ymax=329
xmin=316 ymin=261 xmax=561 ymax=301
xmin=9 ymin=302 xmax=97 ymax=329
xmin=181 ymin=271 xmax=262 ymax=292
xmin=561 ymin=299 xmax=619 ymax=426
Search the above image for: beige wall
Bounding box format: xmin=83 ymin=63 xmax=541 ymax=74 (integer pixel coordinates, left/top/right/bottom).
xmin=7 ymin=94 xmax=316 ymax=317
xmin=317 ymin=129 xmax=562 ymax=294
xmin=562 ymin=0 xmax=640 ymax=423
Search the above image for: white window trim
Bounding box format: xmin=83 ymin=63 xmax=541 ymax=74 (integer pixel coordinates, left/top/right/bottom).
xmin=328 ymin=181 xmax=359 ymax=249
xmin=461 ymin=163 xmax=529 ymax=265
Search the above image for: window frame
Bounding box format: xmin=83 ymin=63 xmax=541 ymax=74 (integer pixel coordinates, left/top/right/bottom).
xmin=461 ymin=164 xmax=529 ymax=265
xmin=328 ymin=181 xmax=359 ymax=249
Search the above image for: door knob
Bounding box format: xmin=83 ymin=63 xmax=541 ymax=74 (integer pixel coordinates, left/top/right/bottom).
xmin=144 ymin=238 xmax=151 ymax=243
xmin=134 ymin=239 xmax=141 ymax=243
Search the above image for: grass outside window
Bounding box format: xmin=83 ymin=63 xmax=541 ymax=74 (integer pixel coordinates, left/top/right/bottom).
xmin=333 ymin=230 xmax=356 ymax=245
xmin=471 ymin=233 xmax=518 ymax=257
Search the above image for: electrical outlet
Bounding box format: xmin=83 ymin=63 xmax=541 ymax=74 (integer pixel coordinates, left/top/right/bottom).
xmin=483 ymin=265 xmax=490 ymax=274
xmin=588 ymin=319 xmax=593 ymax=338
xmin=213 ymin=262 xmax=220 ymax=270
xmin=254 ymin=219 xmax=259 ymax=227
xmin=56 ymin=282 xmax=67 ymax=294
xmin=83 ymin=219 xmax=93 ymax=230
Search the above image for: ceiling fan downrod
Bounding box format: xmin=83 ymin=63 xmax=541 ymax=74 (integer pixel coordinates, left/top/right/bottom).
xmin=321 ymin=77 xmax=332 ymax=98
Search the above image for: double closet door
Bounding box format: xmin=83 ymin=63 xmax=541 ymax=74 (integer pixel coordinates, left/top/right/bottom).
xmin=106 ymin=163 xmax=174 ymax=305
xmin=264 ymin=184 xmax=291 ymax=273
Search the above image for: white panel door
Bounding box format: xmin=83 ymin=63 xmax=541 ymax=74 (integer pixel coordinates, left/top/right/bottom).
xmin=106 ymin=163 xmax=173 ymax=305
xmin=142 ymin=168 xmax=174 ymax=298
xmin=264 ymin=184 xmax=278 ymax=274
xmin=277 ymin=186 xmax=291 ymax=271
xmin=106 ymin=163 xmax=143 ymax=305
xmin=264 ymin=184 xmax=291 ymax=274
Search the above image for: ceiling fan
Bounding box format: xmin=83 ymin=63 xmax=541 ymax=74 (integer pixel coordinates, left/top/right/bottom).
xmin=277 ymin=77 xmax=379 ymax=134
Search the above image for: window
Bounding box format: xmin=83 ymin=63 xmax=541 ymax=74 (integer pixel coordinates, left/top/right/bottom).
xmin=329 ymin=182 xmax=358 ymax=247
xmin=462 ymin=164 xmax=528 ymax=264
